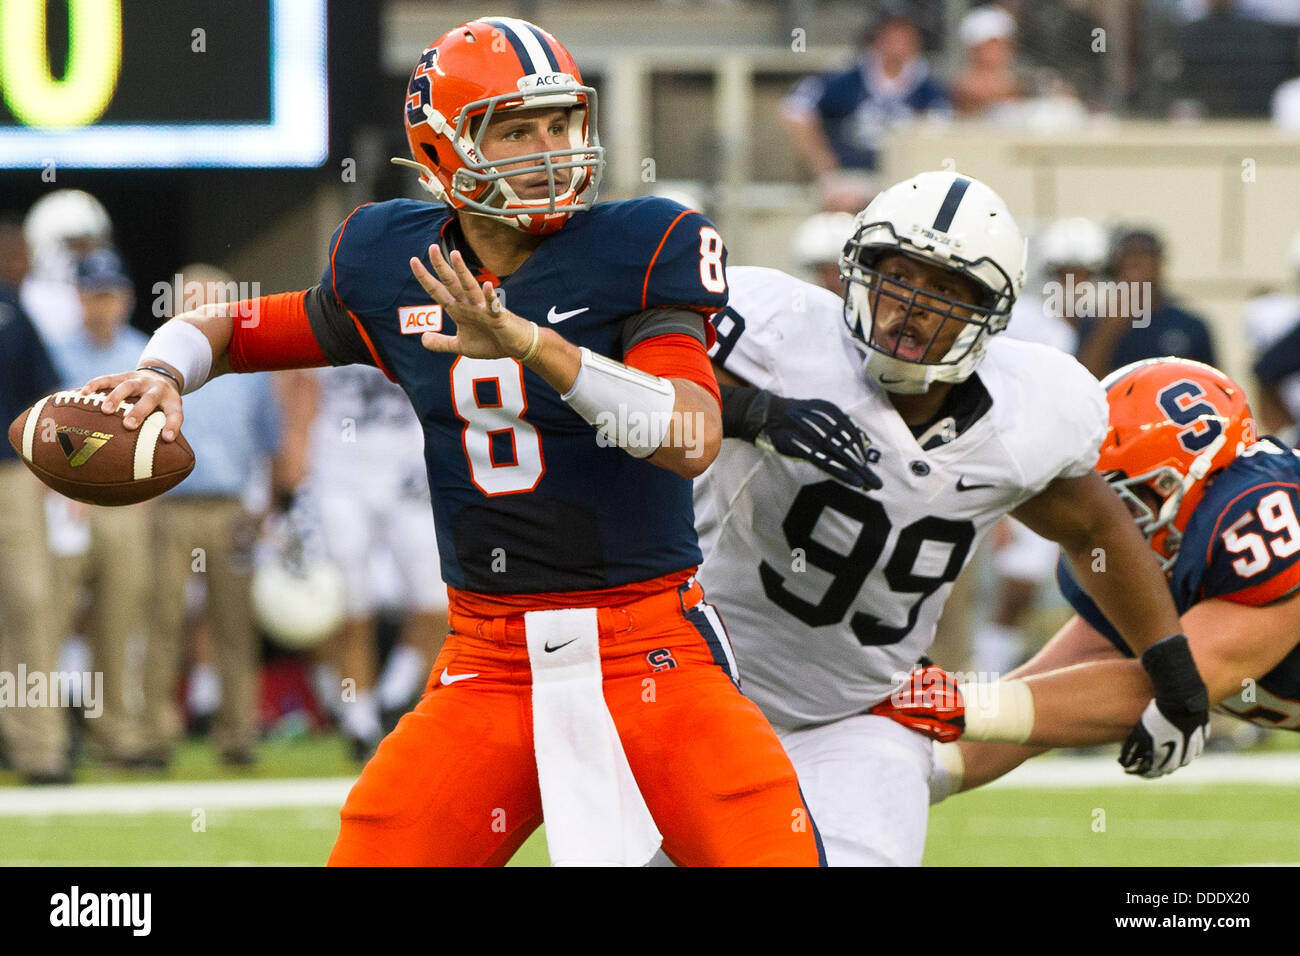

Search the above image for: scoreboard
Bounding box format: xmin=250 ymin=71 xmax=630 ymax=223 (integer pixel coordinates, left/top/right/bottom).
xmin=0 ymin=0 xmax=328 ymax=168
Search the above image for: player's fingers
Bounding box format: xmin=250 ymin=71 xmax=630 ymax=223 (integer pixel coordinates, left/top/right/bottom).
xmin=80 ymin=372 xmax=133 ymax=397
xmin=120 ymin=381 xmax=170 ymax=430
xmin=101 ymin=376 xmax=154 ymax=415
xmin=426 ymin=245 xmax=468 ymax=299
xmin=420 ymin=331 xmax=460 ymax=354
xmin=157 ymin=390 xmax=185 ymax=442
xmin=409 ymin=256 xmax=455 ymax=307
xmin=447 ymin=250 xmax=485 ymax=306
xmin=483 ymin=281 xmax=503 ymax=315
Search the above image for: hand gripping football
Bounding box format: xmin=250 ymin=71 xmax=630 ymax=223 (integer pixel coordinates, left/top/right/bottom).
xmin=7 ymin=389 xmax=194 ymax=506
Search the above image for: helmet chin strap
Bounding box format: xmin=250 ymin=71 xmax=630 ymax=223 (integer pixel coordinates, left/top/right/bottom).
xmin=390 ymin=156 xmax=452 ymax=203
xmin=1158 ymin=431 xmax=1228 ymax=530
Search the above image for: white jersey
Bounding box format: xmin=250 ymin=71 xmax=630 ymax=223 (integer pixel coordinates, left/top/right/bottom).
xmin=1007 ymin=293 xmax=1078 ymax=355
xmin=307 ymin=364 xmax=427 ymax=497
xmin=696 ymin=266 xmax=1107 ymax=728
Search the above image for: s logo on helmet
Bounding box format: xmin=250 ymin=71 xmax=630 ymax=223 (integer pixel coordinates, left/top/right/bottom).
xmin=405 ymin=47 xmax=439 ymax=127
xmin=1157 ymin=380 xmax=1224 ymax=454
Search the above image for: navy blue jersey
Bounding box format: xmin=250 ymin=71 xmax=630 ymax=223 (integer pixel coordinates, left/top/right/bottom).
xmin=1059 ymin=438 xmax=1300 ymax=728
xmin=783 ymin=56 xmax=949 ymax=171
xmin=317 ymin=197 xmax=727 ymax=594
xmin=0 ymin=284 xmax=60 ymax=464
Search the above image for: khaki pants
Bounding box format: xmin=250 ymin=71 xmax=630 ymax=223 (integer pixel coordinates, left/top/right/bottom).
xmin=0 ymin=462 xmax=69 ymax=775
xmin=145 ymin=497 xmax=259 ymax=756
xmin=49 ymin=498 xmax=153 ymax=760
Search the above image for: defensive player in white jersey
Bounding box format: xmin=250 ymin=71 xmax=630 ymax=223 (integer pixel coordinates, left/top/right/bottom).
xmin=293 ymin=364 xmax=447 ymax=757
xmin=696 ymin=170 xmax=1209 ymax=865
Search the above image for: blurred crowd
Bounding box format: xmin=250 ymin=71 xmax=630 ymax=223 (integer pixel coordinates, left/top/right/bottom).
xmin=780 ymin=2 xmax=1300 ymax=213
xmin=0 ymin=191 xmax=446 ymax=783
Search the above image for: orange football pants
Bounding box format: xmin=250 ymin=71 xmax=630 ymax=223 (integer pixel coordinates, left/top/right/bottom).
xmin=328 ymin=578 xmax=825 ymax=866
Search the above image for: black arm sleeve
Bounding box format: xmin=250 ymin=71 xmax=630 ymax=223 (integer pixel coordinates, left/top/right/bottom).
xmin=720 ymin=384 xmax=773 ymax=442
xmin=302 ymin=285 xmax=377 ymax=368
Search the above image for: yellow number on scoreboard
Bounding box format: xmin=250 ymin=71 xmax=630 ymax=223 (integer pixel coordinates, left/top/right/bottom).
xmin=1 ymin=0 xmax=122 ymax=128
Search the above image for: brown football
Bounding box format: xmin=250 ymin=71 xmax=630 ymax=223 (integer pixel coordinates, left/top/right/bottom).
xmin=7 ymin=389 xmax=194 ymax=506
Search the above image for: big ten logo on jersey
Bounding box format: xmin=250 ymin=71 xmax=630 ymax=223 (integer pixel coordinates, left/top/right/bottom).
xmin=646 ymin=648 xmax=677 ymax=672
xmin=399 ymin=304 xmax=444 ymax=335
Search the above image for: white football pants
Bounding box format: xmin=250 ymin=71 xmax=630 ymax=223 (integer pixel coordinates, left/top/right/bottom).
xmin=778 ymin=713 xmax=933 ymax=866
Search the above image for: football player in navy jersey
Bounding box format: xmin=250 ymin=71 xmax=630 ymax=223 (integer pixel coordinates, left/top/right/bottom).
xmin=904 ymin=358 xmax=1300 ymax=798
xmin=78 ymin=17 xmax=824 ymax=866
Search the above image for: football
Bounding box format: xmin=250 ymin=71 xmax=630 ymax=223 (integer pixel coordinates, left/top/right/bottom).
xmin=7 ymin=389 xmax=195 ymax=506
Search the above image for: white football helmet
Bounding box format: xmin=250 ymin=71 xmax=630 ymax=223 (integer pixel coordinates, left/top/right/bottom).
xmin=841 ymin=170 xmax=1027 ymax=394
xmin=1039 ymin=217 xmax=1108 ymax=271
xmin=791 ymin=211 xmax=857 ymax=267
xmin=251 ymin=509 xmax=345 ymax=651
xmin=22 ymin=189 xmax=112 ymax=282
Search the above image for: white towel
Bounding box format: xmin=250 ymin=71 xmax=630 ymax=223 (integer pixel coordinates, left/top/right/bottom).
xmin=524 ymin=607 xmax=662 ymax=867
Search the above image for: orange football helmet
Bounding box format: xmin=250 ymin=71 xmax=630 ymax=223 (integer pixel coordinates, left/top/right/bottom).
xmin=1098 ymin=357 xmax=1257 ymax=570
xmin=394 ymin=17 xmax=603 ymax=235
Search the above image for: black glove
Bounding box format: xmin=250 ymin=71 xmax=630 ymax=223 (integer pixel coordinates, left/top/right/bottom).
xmin=1118 ymin=634 xmax=1210 ymax=778
xmin=720 ymin=384 xmax=882 ymax=490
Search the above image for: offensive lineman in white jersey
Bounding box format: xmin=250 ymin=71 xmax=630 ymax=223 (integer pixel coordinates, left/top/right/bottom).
xmin=696 ymin=171 xmax=1212 ymax=865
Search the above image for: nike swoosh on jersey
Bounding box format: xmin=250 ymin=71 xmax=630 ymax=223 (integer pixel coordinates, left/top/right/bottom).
xmin=956 ymin=476 xmax=996 ymax=491
xmin=547 ymin=306 xmax=589 ymax=324
xmin=439 ymin=668 xmax=479 ymax=685
xmin=544 ymin=637 xmax=578 ymax=653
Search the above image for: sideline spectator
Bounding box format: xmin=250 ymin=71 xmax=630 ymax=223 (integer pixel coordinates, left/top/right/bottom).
xmin=1177 ymin=0 xmax=1294 ymax=117
xmin=44 ymin=249 xmax=154 ymax=766
xmin=779 ymin=11 xmax=948 ymax=212
xmin=1252 ymin=234 xmax=1300 ymax=438
xmin=0 ymin=279 xmax=71 ymax=784
xmin=140 ymin=265 xmax=285 ymax=768
xmin=21 ymin=190 xmax=113 ymax=348
xmin=1076 ymin=229 xmax=1217 ymax=378
xmin=1008 ymin=217 xmax=1109 ymax=353
xmin=951 ymin=5 xmax=1025 ymax=117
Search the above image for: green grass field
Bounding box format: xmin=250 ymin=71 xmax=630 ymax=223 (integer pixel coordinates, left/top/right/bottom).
xmin=3 ymin=736 xmax=1297 ymax=866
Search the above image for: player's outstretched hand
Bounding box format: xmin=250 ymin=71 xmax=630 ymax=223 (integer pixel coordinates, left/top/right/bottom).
xmin=410 ymin=244 xmax=534 ymax=361
xmin=757 ymin=394 xmax=882 ymax=490
xmin=869 ymin=658 xmax=965 ymax=743
xmin=1119 ymin=698 xmax=1209 ymax=778
xmin=79 ymin=369 xmax=184 ymax=442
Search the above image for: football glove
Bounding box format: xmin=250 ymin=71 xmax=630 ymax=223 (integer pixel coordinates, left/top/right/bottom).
xmin=869 ymin=658 xmax=965 ymax=743
xmin=1118 ymin=633 xmax=1210 ymax=779
xmin=720 ymin=384 xmax=882 ymax=490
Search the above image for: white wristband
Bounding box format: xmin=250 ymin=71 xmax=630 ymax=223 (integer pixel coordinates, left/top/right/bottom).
xmin=561 ymin=347 xmax=677 ymax=459
xmin=958 ymin=679 xmax=1036 ymax=745
xmin=928 ymin=741 xmax=965 ymax=805
xmin=140 ymin=320 xmax=213 ymax=394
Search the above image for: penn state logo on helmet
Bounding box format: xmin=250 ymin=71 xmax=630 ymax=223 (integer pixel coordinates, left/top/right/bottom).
xmin=840 ymin=170 xmax=1027 ymax=394
xmin=392 ymin=18 xmax=604 ymax=236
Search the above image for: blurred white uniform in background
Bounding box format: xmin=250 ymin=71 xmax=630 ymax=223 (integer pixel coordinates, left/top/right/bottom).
xmin=304 ymin=364 xmax=445 ymax=752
